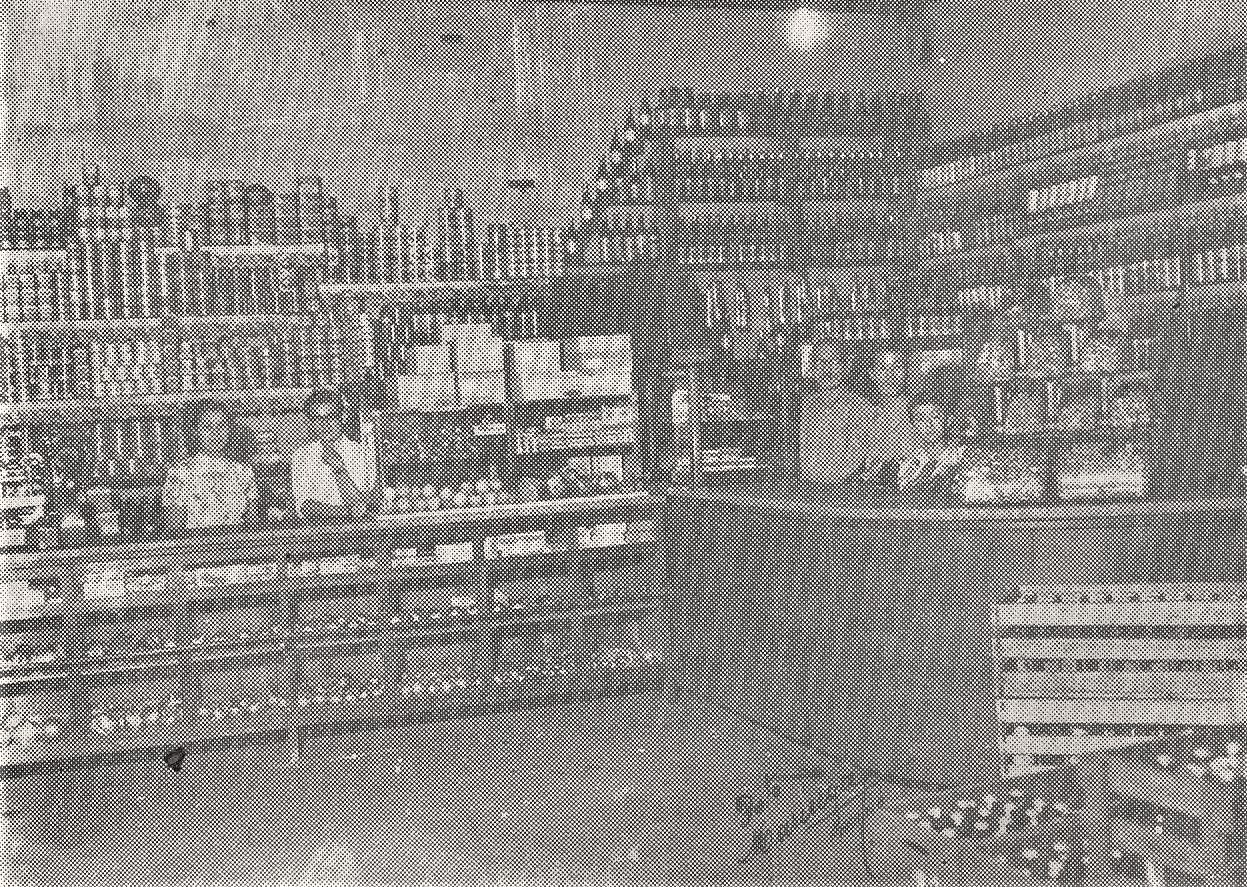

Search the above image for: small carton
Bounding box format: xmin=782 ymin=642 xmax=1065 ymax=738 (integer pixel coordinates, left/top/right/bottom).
xmin=509 ymin=340 xmax=565 ymax=401
xmin=457 ymin=373 xmax=507 ymax=407
xmin=391 ymin=373 xmax=456 ymax=411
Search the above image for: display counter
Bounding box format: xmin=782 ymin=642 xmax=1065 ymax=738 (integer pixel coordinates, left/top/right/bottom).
xmin=0 ymin=492 xmax=668 ymax=774
xmin=665 ymin=484 xmax=1246 ymax=795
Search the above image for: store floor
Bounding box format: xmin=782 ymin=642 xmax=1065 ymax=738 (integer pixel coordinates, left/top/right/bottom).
xmin=0 ymin=694 xmax=872 ymax=887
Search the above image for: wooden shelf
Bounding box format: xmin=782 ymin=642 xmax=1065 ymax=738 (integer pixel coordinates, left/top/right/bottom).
xmin=171 ymin=313 xmax=320 ymax=328
xmin=0 ymin=317 xmax=165 ymax=335
xmin=155 ymin=244 xmax=329 ymax=258
xmin=913 ymin=97 xmax=1246 ymax=200
xmin=0 ymin=387 xmax=314 ymax=419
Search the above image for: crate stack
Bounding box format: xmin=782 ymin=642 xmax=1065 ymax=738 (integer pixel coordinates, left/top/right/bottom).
xmin=994 ymin=583 xmax=1247 ymax=778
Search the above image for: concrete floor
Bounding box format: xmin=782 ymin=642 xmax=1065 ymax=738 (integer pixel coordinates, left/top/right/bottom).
xmin=0 ymin=694 xmax=871 ymax=887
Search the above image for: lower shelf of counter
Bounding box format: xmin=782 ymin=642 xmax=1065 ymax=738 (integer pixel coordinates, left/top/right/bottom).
xmin=0 ymin=665 xmax=671 ymax=775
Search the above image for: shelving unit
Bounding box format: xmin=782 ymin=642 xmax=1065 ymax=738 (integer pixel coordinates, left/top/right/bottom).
xmin=0 ymin=492 xmax=666 ymax=773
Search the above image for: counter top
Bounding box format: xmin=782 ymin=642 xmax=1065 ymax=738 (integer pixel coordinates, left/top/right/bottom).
xmin=666 ymin=484 xmax=1246 ymax=523
xmin=0 ymin=491 xmax=657 ymax=575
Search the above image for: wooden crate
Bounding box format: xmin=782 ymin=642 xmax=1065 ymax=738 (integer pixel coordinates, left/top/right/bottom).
xmin=994 ymin=583 xmax=1246 ymax=778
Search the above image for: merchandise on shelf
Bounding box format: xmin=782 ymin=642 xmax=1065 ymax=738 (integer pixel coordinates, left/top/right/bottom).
xmin=89 ymin=695 xmax=183 ymax=735
xmin=957 ymin=447 xmax=1046 ymax=504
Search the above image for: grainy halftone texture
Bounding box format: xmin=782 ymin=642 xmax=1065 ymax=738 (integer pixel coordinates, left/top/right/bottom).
xmin=4 ymin=4 xmax=1247 ymax=885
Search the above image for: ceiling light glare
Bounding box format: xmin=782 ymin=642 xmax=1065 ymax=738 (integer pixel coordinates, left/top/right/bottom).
xmin=787 ymin=8 xmax=827 ymax=50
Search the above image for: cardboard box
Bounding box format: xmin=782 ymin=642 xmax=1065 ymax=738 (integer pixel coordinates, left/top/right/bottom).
xmin=509 ymin=340 xmax=565 ymax=401
xmin=406 ymin=343 xmax=455 ymax=377
xmin=454 ymin=336 xmax=506 ymax=376
xmin=457 ymin=372 xmax=507 ymax=407
xmin=439 ymin=323 xmax=494 ymax=346
xmin=562 ymin=338 xmax=633 ymax=396
xmin=581 ymin=365 xmax=634 ymax=397
xmin=391 ymin=373 xmax=456 ymax=411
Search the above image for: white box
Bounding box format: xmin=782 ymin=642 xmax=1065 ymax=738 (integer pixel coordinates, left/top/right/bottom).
xmin=510 ymin=340 xmax=565 ymax=401
xmin=457 ymin=373 xmax=507 ymax=407
xmin=454 ymin=337 xmax=506 ymax=376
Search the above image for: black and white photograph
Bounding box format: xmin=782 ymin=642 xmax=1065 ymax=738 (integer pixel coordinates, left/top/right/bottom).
xmin=1 ymin=0 xmax=1247 ymax=883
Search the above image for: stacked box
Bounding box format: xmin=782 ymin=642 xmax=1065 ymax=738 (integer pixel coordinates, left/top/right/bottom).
xmin=509 ymin=340 xmax=564 ymax=401
xmin=391 ymin=344 xmax=455 ymax=411
xmin=447 ymin=329 xmax=506 ymax=406
xmin=563 ymin=335 xmax=634 ymax=397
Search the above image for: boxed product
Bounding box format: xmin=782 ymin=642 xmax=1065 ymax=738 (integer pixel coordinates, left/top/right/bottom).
xmin=509 ymin=340 xmax=564 ymax=401
xmin=456 ymin=372 xmax=507 ymax=407
xmin=1057 ymin=441 xmax=1148 ymax=500
xmin=453 ymin=336 xmax=506 ymax=376
xmin=390 ymin=344 xmax=455 ymax=411
xmin=407 ymin=343 xmax=456 ymax=376
xmin=957 ymin=447 xmax=1046 ymax=504
xmin=392 ymin=374 xmax=456 ymax=411
xmin=439 ymin=323 xmax=494 ymax=346
xmin=594 ymin=454 xmax=625 ymax=482
xmin=564 ymin=335 xmax=634 ymax=396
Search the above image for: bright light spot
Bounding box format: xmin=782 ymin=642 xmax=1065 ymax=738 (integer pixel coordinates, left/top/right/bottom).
xmin=787 ymin=8 xmax=827 ymax=49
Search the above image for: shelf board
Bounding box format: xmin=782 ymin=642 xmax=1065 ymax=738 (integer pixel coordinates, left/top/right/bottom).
xmin=388 ymin=622 xmax=478 ymax=646
xmin=0 ymin=317 xmax=165 ymax=335
xmin=79 ymin=657 xmax=184 ymax=680
xmin=1020 ymin=183 xmax=1247 ymax=252
xmin=156 ymin=244 xmax=330 ymax=258
xmin=515 ymin=441 xmax=637 ymax=457
xmin=0 ymin=669 xmax=72 ymax=690
xmin=292 ymin=692 xmax=389 ymax=729
xmin=673 ymin=260 xmax=786 ymax=272
xmin=675 ymin=196 xmax=787 ymax=210
xmin=375 ymin=491 xmax=652 ymax=528
xmin=281 ymin=567 xmax=382 ymax=597
xmin=0 ymin=737 xmax=85 ymax=771
xmin=0 ymin=387 xmax=314 ymax=419
xmin=291 ymin=631 xmax=388 ymax=654
xmin=914 ymin=98 xmax=1247 ymax=201
xmin=171 ymin=313 xmax=319 ymax=328
xmin=189 ymin=640 xmax=287 ymax=664
xmin=900 ymin=237 xmax=1015 ymax=276
xmin=78 ymin=720 xmax=189 ymax=756
xmin=196 ymin=706 xmax=288 ymax=741
xmin=514 ymin=391 xmax=635 ymax=406
xmin=0 ymin=249 xmax=69 ymax=262
xmin=75 ymin=647 xmax=186 ymax=671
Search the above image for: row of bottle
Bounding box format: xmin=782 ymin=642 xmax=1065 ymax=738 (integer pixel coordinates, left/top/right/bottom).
xmin=68 ymin=246 xmax=326 ymax=322
xmin=370 ymin=301 xmax=539 ymax=368
xmin=646 ymin=88 xmax=926 ymax=141
xmin=701 ymin=278 xmax=888 ymax=338
xmin=804 ymin=225 xmax=898 ymax=269
xmin=588 ymin=174 xmax=656 ymax=208
xmin=2 ymin=240 xmax=328 ymax=324
xmin=172 ymin=330 xmax=344 ymax=396
xmin=0 ymin=204 xmax=68 ymax=251
xmin=173 ymin=178 xmax=330 ymax=249
xmin=671 ymin=217 xmax=786 ymax=267
xmin=917 ymin=67 xmax=1241 ymax=189
xmin=894 ymin=213 xmax=1247 ymax=316
xmin=0 ymin=327 xmax=343 ymax=404
xmin=669 ymin=147 xmax=900 ymax=203
xmin=326 ymin=216 xmax=569 ymax=285
xmin=580 ymin=214 xmax=659 ymax=267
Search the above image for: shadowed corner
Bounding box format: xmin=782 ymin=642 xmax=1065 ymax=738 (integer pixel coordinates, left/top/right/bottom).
xmin=165 ymin=746 xmax=187 ymax=772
